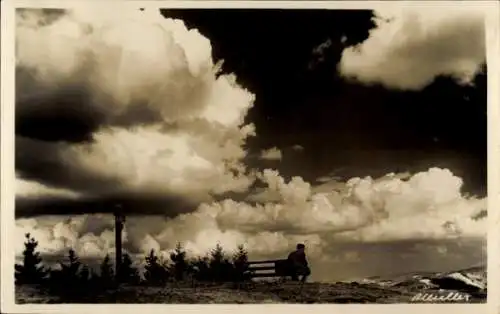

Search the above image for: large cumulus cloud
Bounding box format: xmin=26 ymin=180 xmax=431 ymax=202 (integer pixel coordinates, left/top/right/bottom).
xmin=16 ymin=7 xmax=256 ymax=216
xmin=339 ymin=6 xmax=485 ymax=90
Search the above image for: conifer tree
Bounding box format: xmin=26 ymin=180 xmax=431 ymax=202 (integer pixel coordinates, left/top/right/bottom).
xmin=143 ymin=249 xmax=169 ymax=286
xmin=117 ymin=253 xmax=140 ymax=285
xmin=210 ymin=243 xmax=225 ymax=264
xmin=232 ymin=244 xmax=249 ymax=282
xmin=190 ymin=256 xmax=211 ymax=281
xmin=47 ymin=248 xmax=83 ymax=296
xmin=79 ymin=265 xmax=90 ymax=281
xmin=79 ymin=264 xmax=92 ymax=291
xmin=15 ymin=233 xmax=47 ymax=284
xmin=169 ymin=242 xmax=188 ymax=281
xmin=59 ymin=249 xmax=81 ymax=283
xmin=99 ymin=254 xmax=114 ymax=284
xmin=208 ymin=243 xmax=233 ymax=282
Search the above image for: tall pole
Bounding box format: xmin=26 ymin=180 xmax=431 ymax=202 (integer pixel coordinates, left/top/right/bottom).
xmin=114 ymin=206 xmax=125 ymax=281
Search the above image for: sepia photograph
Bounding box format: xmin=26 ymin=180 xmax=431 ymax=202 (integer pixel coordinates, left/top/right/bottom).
xmin=2 ymin=0 xmax=499 ymax=310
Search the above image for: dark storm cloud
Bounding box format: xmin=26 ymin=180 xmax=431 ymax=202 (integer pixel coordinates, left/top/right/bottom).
xmin=15 ymin=67 xmax=164 ymax=143
xmin=15 ymin=136 xmax=123 ymax=193
xmin=15 ymin=135 xmax=213 ymax=218
xmin=15 ymin=191 xmax=200 ymax=219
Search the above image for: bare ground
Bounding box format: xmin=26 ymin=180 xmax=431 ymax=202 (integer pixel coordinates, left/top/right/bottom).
xmin=15 ymin=281 xmax=486 ymax=304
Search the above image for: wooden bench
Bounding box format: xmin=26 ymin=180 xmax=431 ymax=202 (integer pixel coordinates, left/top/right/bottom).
xmin=238 ymin=259 xmax=307 ymax=293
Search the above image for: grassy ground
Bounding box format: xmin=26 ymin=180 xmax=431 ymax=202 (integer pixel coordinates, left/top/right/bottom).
xmin=15 ymin=281 xmax=487 ymax=304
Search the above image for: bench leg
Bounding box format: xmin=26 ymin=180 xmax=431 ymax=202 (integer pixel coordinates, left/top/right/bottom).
xmin=298 ymin=280 xmax=305 ymax=293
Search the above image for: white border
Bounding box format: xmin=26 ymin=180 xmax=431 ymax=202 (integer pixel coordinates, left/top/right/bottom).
xmin=2 ymin=1 xmax=499 ymax=313
xmin=485 ymin=1 xmax=500 ymax=312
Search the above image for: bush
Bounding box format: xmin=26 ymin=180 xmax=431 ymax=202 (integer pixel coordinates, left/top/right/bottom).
xmin=15 ymin=233 xmax=48 ymax=285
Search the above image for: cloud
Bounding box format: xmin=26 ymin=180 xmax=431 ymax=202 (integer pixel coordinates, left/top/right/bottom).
xmin=17 ymin=168 xmax=485 ymax=268
xmin=16 ymin=214 xmax=116 ymax=258
xmin=339 ymin=6 xmax=485 ymax=90
xmin=259 ymin=147 xmax=283 ymax=161
xmin=208 ymin=168 xmax=486 ymax=240
xmin=315 ymin=175 xmax=341 ymax=184
xmin=16 ymin=178 xmax=82 ymax=199
xmin=15 ymin=7 xmax=257 ymax=216
xmin=17 ymin=7 xmax=255 ymax=132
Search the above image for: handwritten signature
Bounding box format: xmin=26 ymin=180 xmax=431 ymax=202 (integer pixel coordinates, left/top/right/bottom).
xmin=410 ymin=292 xmax=471 ymax=303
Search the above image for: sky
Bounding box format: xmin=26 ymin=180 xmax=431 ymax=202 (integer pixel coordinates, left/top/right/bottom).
xmin=14 ymin=5 xmax=487 ymax=282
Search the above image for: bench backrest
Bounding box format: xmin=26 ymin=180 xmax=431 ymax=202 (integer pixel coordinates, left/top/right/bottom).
xmin=246 ymin=259 xmax=291 ymax=278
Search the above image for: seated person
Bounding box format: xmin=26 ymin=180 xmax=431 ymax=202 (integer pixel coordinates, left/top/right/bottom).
xmin=287 ymin=243 xmax=311 ymax=282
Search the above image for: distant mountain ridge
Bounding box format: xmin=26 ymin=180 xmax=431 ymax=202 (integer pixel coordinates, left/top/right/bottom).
xmin=352 ymin=264 xmax=486 ymax=301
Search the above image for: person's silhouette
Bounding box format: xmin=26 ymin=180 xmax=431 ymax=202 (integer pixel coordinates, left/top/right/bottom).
xmin=287 ymin=243 xmax=311 ymax=282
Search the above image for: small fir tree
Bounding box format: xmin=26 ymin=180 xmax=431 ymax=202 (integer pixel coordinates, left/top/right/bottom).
xmin=15 ymin=233 xmax=47 ymax=284
xmin=208 ymin=243 xmax=233 ymax=282
xmin=143 ymin=249 xmax=169 ymax=286
xmin=232 ymin=244 xmax=250 ymax=282
xmin=117 ymin=253 xmax=140 ymax=285
xmin=169 ymin=242 xmax=188 ymax=281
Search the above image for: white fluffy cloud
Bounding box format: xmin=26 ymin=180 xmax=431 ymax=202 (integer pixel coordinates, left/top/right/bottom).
xmin=259 ymin=147 xmax=283 ymax=161
xmin=16 ymin=214 xmax=116 ymax=258
xmin=16 ymin=7 xmax=256 ymax=203
xmin=55 ymin=123 xmax=256 ymax=197
xmin=339 ymin=6 xmax=485 ymax=90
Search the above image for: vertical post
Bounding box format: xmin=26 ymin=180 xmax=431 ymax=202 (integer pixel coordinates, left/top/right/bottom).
xmin=114 ymin=207 xmax=125 ymax=282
